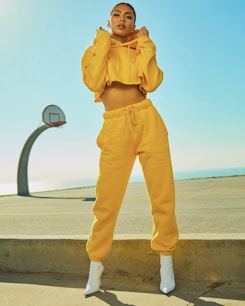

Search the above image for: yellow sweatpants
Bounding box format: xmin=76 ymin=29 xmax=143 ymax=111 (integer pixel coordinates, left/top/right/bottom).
xmin=86 ymin=99 xmax=179 ymax=261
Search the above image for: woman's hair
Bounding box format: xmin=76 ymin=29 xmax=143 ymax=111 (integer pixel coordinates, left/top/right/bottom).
xmin=111 ymin=2 xmax=136 ymax=24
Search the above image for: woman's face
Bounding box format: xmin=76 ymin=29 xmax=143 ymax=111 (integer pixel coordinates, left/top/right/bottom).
xmin=108 ymin=4 xmax=136 ymax=42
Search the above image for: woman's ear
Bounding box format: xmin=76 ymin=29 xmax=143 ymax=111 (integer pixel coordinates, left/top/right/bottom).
xmin=107 ymin=20 xmax=111 ymax=28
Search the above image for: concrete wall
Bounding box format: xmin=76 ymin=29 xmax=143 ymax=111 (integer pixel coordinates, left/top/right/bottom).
xmin=0 ymin=234 xmax=244 ymax=282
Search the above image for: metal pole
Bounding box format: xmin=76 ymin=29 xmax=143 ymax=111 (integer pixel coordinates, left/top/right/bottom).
xmin=17 ymin=125 xmax=51 ymax=196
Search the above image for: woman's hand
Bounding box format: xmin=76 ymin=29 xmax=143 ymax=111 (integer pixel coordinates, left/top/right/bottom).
xmin=97 ymin=26 xmax=109 ymax=33
xmin=135 ymin=26 xmax=149 ymax=38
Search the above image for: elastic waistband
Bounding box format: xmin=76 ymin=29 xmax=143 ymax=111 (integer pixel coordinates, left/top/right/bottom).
xmin=103 ymin=99 xmax=153 ymax=119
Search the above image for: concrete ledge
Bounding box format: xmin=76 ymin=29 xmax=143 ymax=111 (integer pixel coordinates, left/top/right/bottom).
xmin=0 ymin=234 xmax=244 ymax=282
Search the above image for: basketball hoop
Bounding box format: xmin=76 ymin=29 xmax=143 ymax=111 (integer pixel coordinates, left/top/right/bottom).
xmin=42 ymin=105 xmax=66 ymax=127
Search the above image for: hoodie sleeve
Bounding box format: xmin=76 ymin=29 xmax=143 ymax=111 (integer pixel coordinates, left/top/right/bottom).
xmin=136 ymin=36 xmax=163 ymax=92
xmin=81 ymin=30 xmax=111 ymax=92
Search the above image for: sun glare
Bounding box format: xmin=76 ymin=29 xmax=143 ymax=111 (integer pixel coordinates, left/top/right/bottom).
xmin=0 ymin=0 xmax=8 ymax=12
xmin=0 ymin=0 xmax=13 ymax=20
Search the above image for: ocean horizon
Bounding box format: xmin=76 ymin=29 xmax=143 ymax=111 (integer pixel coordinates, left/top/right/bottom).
xmin=1 ymin=167 xmax=244 ymax=196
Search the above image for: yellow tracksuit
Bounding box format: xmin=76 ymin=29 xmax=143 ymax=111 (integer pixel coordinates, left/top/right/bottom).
xmin=81 ymin=30 xmax=179 ymax=261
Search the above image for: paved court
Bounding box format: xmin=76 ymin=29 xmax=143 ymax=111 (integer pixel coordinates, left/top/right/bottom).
xmin=0 ymin=176 xmax=244 ymax=236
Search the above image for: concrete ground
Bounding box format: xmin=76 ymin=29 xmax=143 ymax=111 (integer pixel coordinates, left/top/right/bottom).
xmin=0 ymin=176 xmax=244 ymax=305
xmin=0 ymin=176 xmax=244 ymax=235
xmin=1 ymin=273 xmax=244 ymax=306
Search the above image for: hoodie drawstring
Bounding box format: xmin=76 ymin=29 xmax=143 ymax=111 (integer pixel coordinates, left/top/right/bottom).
xmin=116 ymin=42 xmax=120 ymax=77
xmin=127 ymin=45 xmax=131 ymax=81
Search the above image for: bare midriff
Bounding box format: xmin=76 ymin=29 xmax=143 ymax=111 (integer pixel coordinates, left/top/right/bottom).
xmin=101 ymin=82 xmax=146 ymax=111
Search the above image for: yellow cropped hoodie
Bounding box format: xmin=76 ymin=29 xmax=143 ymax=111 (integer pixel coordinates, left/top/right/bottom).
xmin=81 ymin=29 xmax=163 ymax=102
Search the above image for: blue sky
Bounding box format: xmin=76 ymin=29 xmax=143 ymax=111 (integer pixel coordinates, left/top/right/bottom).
xmin=0 ymin=0 xmax=244 ymax=193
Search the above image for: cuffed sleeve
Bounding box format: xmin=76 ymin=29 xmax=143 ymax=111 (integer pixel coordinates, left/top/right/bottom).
xmin=81 ymin=30 xmax=111 ymax=92
xmin=136 ymin=36 xmax=163 ymax=92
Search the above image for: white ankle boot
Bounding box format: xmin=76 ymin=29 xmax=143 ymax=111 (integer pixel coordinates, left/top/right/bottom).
xmin=84 ymin=261 xmax=104 ymax=297
xmin=160 ymin=255 xmax=176 ymax=294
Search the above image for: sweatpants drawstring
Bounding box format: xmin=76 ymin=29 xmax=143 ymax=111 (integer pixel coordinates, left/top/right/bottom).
xmin=103 ymin=99 xmax=153 ymax=134
xmin=125 ymin=107 xmax=137 ymax=134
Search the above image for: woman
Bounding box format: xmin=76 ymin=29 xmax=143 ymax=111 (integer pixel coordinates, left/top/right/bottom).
xmin=81 ymin=2 xmax=179 ymax=296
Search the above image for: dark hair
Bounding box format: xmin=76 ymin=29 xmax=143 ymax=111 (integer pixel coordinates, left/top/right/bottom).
xmin=111 ymin=3 xmax=136 ymax=24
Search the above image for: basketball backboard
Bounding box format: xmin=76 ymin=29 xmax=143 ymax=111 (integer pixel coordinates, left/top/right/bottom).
xmin=42 ymin=105 xmax=66 ymax=127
